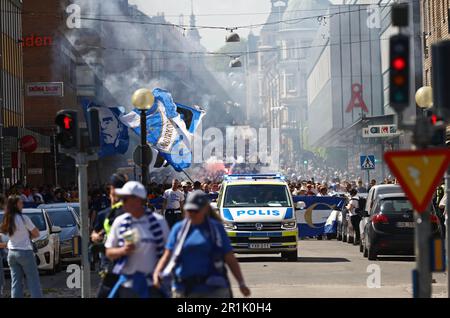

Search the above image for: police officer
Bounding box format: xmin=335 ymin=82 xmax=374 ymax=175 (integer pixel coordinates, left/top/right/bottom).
xmin=91 ymin=173 xmax=128 ymax=297
xmin=162 ymin=179 xmax=185 ymax=228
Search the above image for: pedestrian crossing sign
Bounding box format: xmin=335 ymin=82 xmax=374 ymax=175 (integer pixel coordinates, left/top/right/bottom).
xmin=360 ymin=155 xmax=375 ymax=170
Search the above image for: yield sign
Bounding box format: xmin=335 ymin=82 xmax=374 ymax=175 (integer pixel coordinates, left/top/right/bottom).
xmin=384 ymin=149 xmax=450 ymax=213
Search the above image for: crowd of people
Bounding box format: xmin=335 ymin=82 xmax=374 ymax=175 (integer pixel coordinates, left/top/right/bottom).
xmin=1 ymin=165 xmax=448 ymax=299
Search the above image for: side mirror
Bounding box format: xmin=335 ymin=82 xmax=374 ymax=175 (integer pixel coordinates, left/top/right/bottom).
xmin=295 ymin=201 xmax=306 ymax=210
xmin=51 ymin=226 xmax=62 ymax=234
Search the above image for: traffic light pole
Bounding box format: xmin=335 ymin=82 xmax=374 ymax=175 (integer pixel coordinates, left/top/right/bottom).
xmin=76 ymin=153 xmax=91 ymax=299
xmin=397 ymin=113 xmax=433 ymax=298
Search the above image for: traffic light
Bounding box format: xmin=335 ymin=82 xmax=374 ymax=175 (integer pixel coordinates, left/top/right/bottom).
xmin=55 ymin=110 xmax=79 ymax=152
xmin=426 ymin=110 xmax=446 ymax=146
xmin=432 ymin=40 xmax=450 ymax=121
xmin=389 ymin=34 xmax=410 ymax=113
xmin=86 ymin=108 xmax=101 ymax=149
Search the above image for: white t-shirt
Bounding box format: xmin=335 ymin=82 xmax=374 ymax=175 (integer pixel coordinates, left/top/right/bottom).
xmin=7 ymin=215 xmax=37 ymax=251
xmin=348 ymin=196 xmax=360 ymax=216
xmin=163 ymin=189 xmax=185 ymax=210
xmin=105 ymin=212 xmax=169 ymax=275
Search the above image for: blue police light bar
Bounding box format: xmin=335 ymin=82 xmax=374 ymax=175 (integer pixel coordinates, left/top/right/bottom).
xmin=224 ymin=174 xmax=286 ymax=181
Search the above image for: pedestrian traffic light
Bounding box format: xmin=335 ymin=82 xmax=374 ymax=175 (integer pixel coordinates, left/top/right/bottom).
xmin=426 ymin=110 xmax=446 ymax=146
xmin=55 ymin=110 xmax=79 ymax=152
xmin=389 ymin=34 xmax=410 ymax=113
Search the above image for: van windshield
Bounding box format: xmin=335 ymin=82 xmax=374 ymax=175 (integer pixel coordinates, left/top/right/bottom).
xmin=224 ymin=184 xmax=291 ymax=208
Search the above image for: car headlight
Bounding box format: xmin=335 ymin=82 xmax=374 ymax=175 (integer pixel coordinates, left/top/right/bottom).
xmin=34 ymin=237 xmax=49 ymax=250
xmin=281 ymin=220 xmax=296 ymax=230
xmin=223 ymin=221 xmax=237 ymax=230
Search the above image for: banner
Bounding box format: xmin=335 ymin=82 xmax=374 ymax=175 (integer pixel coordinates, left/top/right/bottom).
xmin=82 ymin=100 xmax=130 ymax=158
xmin=293 ymin=196 xmax=345 ymax=238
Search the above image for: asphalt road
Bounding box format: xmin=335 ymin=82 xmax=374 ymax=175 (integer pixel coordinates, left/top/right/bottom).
xmin=231 ymin=239 xmax=448 ymax=298
xmin=2 ymin=239 xmax=448 ymax=298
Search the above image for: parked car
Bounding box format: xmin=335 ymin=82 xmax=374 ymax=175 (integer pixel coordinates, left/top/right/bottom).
xmin=43 ymin=207 xmax=80 ymax=263
xmin=336 ymin=193 xmax=367 ymax=244
xmin=362 ymin=193 xmax=442 ymax=260
xmin=359 ymin=185 xmax=402 ymax=253
xmin=39 ymin=203 xmax=80 ymax=221
xmin=0 ymin=209 xmax=62 ymax=274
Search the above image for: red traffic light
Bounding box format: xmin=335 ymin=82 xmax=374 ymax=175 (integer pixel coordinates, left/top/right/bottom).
xmin=431 ymin=114 xmax=440 ymax=125
xmin=63 ymin=116 xmax=73 ymax=129
xmin=392 ymin=57 xmax=406 ymax=71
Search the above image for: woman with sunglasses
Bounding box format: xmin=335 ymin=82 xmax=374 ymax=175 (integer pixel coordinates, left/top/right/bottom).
xmin=153 ymin=191 xmax=250 ymax=298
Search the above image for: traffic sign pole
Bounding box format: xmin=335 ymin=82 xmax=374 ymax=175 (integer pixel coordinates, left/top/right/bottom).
xmin=76 ymin=153 xmax=91 ymax=298
xmin=414 ymin=208 xmax=432 ymax=298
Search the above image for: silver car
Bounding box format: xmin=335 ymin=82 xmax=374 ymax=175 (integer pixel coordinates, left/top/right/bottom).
xmin=42 ymin=207 xmax=80 ymax=263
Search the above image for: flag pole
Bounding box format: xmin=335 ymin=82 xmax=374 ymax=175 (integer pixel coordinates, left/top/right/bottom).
xmin=181 ymin=169 xmax=194 ymax=183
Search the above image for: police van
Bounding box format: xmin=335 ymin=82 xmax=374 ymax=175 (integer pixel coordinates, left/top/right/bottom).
xmin=214 ymin=174 xmax=299 ymax=261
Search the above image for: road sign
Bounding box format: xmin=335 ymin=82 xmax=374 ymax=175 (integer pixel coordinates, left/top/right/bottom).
xmin=133 ymin=144 xmax=153 ymax=166
xmin=360 ymin=155 xmax=375 ymax=170
xmin=363 ymin=125 xmax=400 ymax=138
xmin=384 ymin=149 xmax=450 ymax=213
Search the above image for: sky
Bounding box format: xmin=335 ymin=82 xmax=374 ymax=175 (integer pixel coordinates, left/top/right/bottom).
xmin=129 ymin=0 xmax=273 ymax=51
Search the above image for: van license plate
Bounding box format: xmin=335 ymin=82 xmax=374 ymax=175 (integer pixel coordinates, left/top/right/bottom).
xmin=249 ymin=243 xmax=271 ymax=249
xmin=396 ymin=222 xmax=414 ymax=228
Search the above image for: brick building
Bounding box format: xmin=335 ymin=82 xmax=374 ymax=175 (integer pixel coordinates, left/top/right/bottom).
xmin=22 ymin=0 xmax=81 ymax=186
xmin=421 ymin=0 xmax=450 ymax=85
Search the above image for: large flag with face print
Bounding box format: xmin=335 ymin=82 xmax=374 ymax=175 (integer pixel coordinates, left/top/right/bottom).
xmin=119 ymin=88 xmax=205 ymax=172
xmin=82 ymin=100 xmax=130 ymax=158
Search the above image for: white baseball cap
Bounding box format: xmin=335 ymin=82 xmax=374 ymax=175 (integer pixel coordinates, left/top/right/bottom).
xmin=115 ymin=181 xmax=147 ymax=199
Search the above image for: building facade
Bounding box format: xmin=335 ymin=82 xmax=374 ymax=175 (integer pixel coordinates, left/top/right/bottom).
xmin=421 ymin=0 xmax=450 ymax=86
xmin=1 ymin=0 xmax=24 ymax=190
xmin=307 ymin=4 xmax=385 ymax=177
xmin=255 ymin=0 xmax=331 ymax=169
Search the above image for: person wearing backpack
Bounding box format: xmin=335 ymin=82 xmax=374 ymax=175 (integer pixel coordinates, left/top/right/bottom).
xmin=0 ymin=196 xmax=42 ymax=298
xmin=346 ymin=189 xmax=362 ymax=245
xmin=153 ymin=191 xmax=250 ymax=298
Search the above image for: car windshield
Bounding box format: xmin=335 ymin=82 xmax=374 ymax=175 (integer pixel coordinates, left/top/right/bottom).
xmin=379 ymin=199 xmax=413 ymax=213
xmin=224 ymin=184 xmax=291 ymax=207
xmin=46 ymin=209 xmax=77 ymax=228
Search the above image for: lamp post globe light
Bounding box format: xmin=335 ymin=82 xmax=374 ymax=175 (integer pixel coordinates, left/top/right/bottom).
xmin=131 ymin=88 xmax=155 ymax=187
xmin=415 ymin=86 xmax=433 ymax=109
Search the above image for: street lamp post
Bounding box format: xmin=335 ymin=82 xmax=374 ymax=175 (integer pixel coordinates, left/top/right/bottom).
xmin=132 ymin=88 xmax=155 ymax=187
xmin=139 ymin=109 xmax=148 ymax=186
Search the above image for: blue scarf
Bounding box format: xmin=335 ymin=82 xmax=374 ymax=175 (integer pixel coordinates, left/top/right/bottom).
xmin=109 ymin=210 xmax=164 ymax=298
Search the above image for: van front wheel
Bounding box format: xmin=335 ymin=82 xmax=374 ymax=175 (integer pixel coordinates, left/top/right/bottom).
xmin=282 ymin=251 xmax=298 ymax=262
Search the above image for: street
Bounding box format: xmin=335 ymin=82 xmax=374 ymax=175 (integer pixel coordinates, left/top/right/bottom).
xmin=2 ymin=240 xmax=447 ymax=298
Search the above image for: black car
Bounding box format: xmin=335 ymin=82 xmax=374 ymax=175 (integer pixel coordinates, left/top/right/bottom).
xmin=363 ymin=194 xmax=441 ymax=260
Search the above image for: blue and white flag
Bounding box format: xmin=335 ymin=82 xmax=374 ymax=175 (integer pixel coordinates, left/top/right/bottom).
xmin=120 ymin=88 xmax=205 ymax=172
xmin=82 ymin=100 xmax=130 ymax=158
xmin=292 ymin=196 xmax=345 ymax=238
